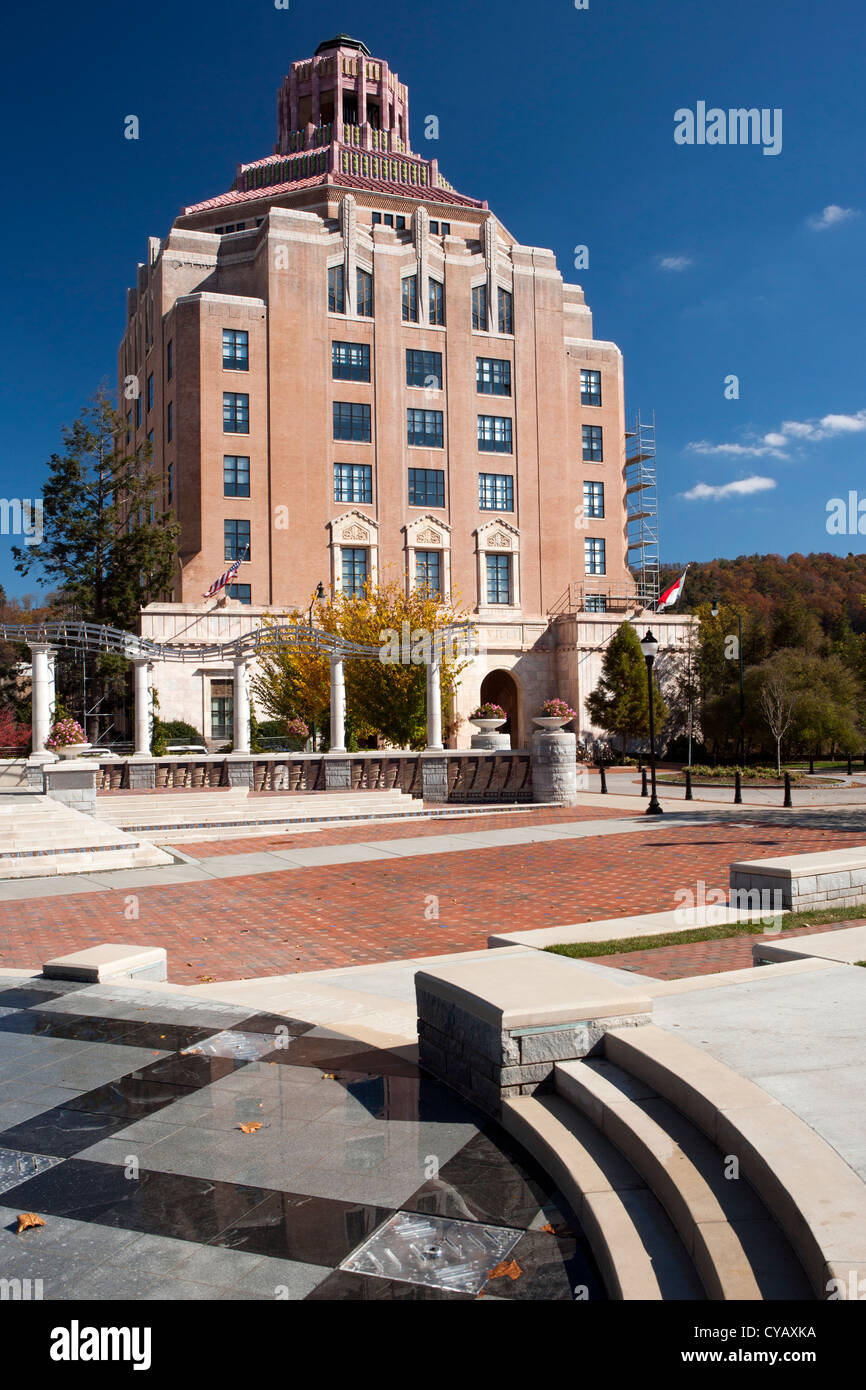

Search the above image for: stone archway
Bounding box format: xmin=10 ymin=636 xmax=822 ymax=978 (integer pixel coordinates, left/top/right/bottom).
xmin=480 ymin=669 xmax=521 ymax=747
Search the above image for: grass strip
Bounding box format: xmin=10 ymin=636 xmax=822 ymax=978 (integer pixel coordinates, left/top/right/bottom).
xmin=544 ymin=906 xmax=866 ymax=960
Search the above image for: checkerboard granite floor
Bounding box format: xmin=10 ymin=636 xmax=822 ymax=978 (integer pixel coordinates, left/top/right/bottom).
xmin=0 ymin=975 xmax=603 ymax=1301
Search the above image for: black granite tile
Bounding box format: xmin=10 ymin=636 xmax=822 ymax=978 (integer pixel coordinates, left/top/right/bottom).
xmin=304 ymin=1269 xmax=474 ymax=1300
xmin=0 ymin=988 xmax=70 ymax=1010
xmin=234 ymin=1013 xmax=315 ymax=1038
xmin=209 ymin=1190 xmax=392 ymax=1266
xmin=0 ymin=1008 xmax=211 ymax=1051
xmin=480 ymin=1228 xmax=605 ymax=1301
xmin=0 ymin=1109 xmax=136 ymax=1159
xmin=0 ymin=1010 xmax=64 ymax=1037
xmin=263 ymin=1036 xmax=418 ymax=1075
xmin=58 ymin=1077 xmax=199 ymax=1120
xmin=2 ymin=1159 xmax=271 ymax=1243
xmin=130 ymin=1054 xmax=248 ymax=1089
xmin=401 ymin=1126 xmax=557 ymax=1229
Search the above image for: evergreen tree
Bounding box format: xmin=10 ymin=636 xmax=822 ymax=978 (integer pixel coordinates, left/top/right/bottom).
xmin=586 ymin=622 xmax=668 ymax=756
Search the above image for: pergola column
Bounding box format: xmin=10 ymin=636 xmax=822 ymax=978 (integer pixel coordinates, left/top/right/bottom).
xmin=132 ymin=659 xmax=152 ymax=756
xmin=329 ymin=655 xmax=346 ymax=753
xmin=29 ymin=643 xmax=54 ymax=756
xmin=426 ymin=657 xmax=443 ymax=751
xmin=233 ymin=657 xmax=251 ymax=755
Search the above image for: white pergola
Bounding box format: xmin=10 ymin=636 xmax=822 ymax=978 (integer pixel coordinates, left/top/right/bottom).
xmin=0 ymin=621 xmax=476 ymax=758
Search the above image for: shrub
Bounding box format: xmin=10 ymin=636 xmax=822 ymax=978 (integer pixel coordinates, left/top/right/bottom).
xmin=46 ymin=718 xmax=87 ymax=749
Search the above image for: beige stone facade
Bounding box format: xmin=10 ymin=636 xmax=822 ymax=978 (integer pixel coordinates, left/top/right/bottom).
xmin=123 ymin=35 xmax=691 ymax=748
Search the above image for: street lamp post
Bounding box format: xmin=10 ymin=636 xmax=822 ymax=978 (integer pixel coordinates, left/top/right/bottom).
xmin=712 ymin=598 xmax=745 ymax=765
xmin=639 ymin=628 xmax=663 ymax=815
xmin=308 ymin=582 xmax=325 ymax=749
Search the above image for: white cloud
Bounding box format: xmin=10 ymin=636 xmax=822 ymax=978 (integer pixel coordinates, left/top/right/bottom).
xmin=658 ymin=255 xmax=693 ymax=271
xmin=779 ymin=409 xmax=866 ymax=441
xmin=691 ymin=408 xmax=866 ymax=460
xmin=807 ymin=204 xmax=859 ymax=230
xmin=687 ymin=440 xmax=788 ymax=459
xmin=681 ymin=476 xmax=777 ymax=502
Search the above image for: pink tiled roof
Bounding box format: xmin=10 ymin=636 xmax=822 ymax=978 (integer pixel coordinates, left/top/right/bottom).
xmin=182 ymin=168 xmax=484 ymax=216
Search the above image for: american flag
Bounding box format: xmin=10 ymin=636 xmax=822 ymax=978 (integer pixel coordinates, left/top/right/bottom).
xmin=203 ymin=554 xmax=244 ymax=598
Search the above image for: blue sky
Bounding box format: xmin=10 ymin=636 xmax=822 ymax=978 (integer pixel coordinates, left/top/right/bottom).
xmin=1 ymin=0 xmax=865 ymax=597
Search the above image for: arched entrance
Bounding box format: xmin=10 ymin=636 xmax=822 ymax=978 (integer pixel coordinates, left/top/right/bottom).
xmin=480 ymin=669 xmax=521 ymax=747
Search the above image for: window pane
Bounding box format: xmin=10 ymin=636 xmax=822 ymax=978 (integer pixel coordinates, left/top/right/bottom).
xmin=584 ymin=538 xmax=606 ymax=574
xmin=222 ymin=329 xmax=249 ymax=370
xmin=498 ymin=289 xmax=513 ymax=334
xmin=224 ymin=519 xmax=251 ymax=561
xmin=223 ymin=393 xmax=249 ymax=434
xmin=227 ymin=584 xmax=251 ymax=604
xmin=328 ymin=264 xmax=345 ymax=313
xmin=402 ymin=275 xmax=418 ymax=323
xmin=408 ymin=468 xmax=445 ymax=507
xmin=415 ymin=550 xmax=441 ymax=595
xmin=472 ymin=284 xmax=488 ymax=331
xmin=479 ymin=473 xmax=514 ymax=511
xmin=406 ymin=349 xmax=442 ymax=389
xmin=486 ymin=553 xmax=511 ymax=604
xmin=407 ymin=409 xmax=444 ymax=449
xmin=356 ymin=268 xmax=374 ymax=317
xmin=583 ymin=480 xmax=604 ymax=517
xmin=476 ymin=357 xmax=512 ymax=396
xmin=333 ymin=402 xmax=372 ymax=441
xmin=478 ymin=415 xmax=513 ymax=453
xmin=582 ymin=424 xmax=603 ymax=462
xmin=429 ymin=278 xmax=445 ymax=325
xmin=341 ymin=547 xmax=368 ymax=597
xmin=332 ymin=341 xmax=370 ymax=381
xmin=333 ymin=463 xmax=372 ymax=504
xmin=580 ymin=368 xmax=601 ymax=406
xmin=224 ymin=456 xmax=250 ymax=498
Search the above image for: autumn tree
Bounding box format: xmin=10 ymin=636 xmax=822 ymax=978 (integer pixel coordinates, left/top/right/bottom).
xmin=586 ymin=622 xmax=668 ymax=757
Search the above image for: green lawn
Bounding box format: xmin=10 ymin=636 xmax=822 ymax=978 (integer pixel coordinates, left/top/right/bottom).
xmin=545 ymin=905 xmax=866 ymax=961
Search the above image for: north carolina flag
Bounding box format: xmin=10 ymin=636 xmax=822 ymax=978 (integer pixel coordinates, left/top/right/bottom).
xmin=657 ymin=566 xmax=688 ymax=611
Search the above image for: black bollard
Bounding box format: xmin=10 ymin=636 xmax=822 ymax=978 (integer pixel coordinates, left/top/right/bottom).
xmin=599 ymin=764 xmax=608 ymax=795
xmin=684 ymin=768 xmax=693 ymax=801
xmin=641 ymin=768 xmax=648 ymax=797
xmin=734 ymin=769 xmax=743 ymax=804
xmin=809 ymin=754 xmax=815 ymax=775
xmin=848 ymin=754 xmax=853 ymax=776
xmin=784 ymin=771 xmax=793 ymax=807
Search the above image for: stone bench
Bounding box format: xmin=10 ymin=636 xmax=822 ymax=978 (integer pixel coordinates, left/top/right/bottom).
xmin=753 ymin=924 xmax=866 ymax=967
xmin=415 ymin=948 xmax=651 ymax=1114
xmin=43 ymin=944 xmax=167 ymax=984
xmin=730 ymin=846 xmax=866 ymax=912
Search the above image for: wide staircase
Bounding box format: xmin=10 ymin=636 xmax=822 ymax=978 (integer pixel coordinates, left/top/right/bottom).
xmin=0 ymin=794 xmax=173 ymax=878
xmin=504 ymin=1023 xmax=862 ymax=1300
xmin=95 ymin=787 xmax=428 ymax=843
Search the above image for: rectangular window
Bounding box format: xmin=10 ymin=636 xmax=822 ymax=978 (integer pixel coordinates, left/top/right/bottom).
xmin=585 ymin=595 xmax=608 ymax=613
xmin=498 ymin=288 xmax=513 ymax=335
xmin=429 ymin=278 xmax=445 ymax=325
xmin=396 ymin=215 xmax=406 ymax=231
xmin=582 ymin=424 xmax=603 ymax=462
xmin=224 ymin=518 xmax=251 ymax=562
xmin=402 ymin=275 xmax=418 ymax=323
xmin=222 ymin=329 xmax=249 ymax=370
xmin=126 ymin=411 xmax=132 ymax=445
xmin=356 ymin=267 xmax=373 ymax=317
xmin=328 ymin=264 xmax=345 ymax=314
xmin=135 ymin=396 xmax=142 ymax=429
xmin=147 ymin=429 xmax=154 ymax=450
xmin=585 ymin=537 xmax=606 ymax=575
xmin=580 ymin=368 xmax=601 ymax=407
xmin=167 ymin=401 xmax=173 ymax=442
xmin=227 ymin=584 xmax=251 ymax=604
xmin=478 ymin=415 xmax=513 ymax=453
xmin=210 ymin=682 xmax=233 ymax=740
xmin=166 ymin=340 xmax=173 ymax=381
xmin=167 ymin=463 xmax=174 ymax=506
xmin=472 ymin=284 xmax=488 ymax=331
xmin=478 ymin=473 xmax=514 ymax=511
xmin=224 ymin=456 xmax=250 ymax=498
xmin=476 ymin=357 xmax=512 ymax=396
xmin=486 ymin=553 xmax=511 ymax=605
xmin=583 ymin=480 xmax=604 ymax=518
xmin=406 ymin=349 xmax=442 ymax=390
xmin=223 ymin=392 xmax=249 ymax=434
xmin=429 ymin=221 xmax=439 ymax=234
xmin=441 ymin=221 xmax=451 ymax=235
xmin=408 ymin=468 xmax=445 ymax=508
xmin=333 ymin=402 xmax=371 ymax=442
xmin=146 ymin=374 xmax=154 ymax=411
xmin=407 ymin=409 xmax=444 ymax=449
xmin=372 ymin=212 xmax=382 ymax=225
xmin=332 ymin=341 xmax=370 ymax=382
xmin=415 ymin=550 xmax=441 ymax=595
xmin=334 ymin=463 xmax=372 ymax=504
xmin=341 ymin=547 xmax=368 ymax=597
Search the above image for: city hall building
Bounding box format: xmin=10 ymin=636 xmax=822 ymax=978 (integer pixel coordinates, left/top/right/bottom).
xmin=121 ymin=34 xmax=689 ymax=749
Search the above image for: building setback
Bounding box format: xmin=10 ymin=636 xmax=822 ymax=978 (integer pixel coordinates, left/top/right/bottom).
xmin=120 ymin=34 xmax=690 ymax=748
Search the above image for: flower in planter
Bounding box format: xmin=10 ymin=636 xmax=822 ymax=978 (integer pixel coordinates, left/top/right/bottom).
xmin=45 ymin=718 xmax=88 ymax=749
xmin=540 ymin=698 xmax=578 ymax=722
xmin=285 ymin=717 xmax=310 ymax=744
xmin=469 ymin=702 xmax=507 ymax=720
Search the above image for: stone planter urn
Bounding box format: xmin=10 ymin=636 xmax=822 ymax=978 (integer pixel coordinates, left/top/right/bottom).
xmin=532 ymin=717 xmax=570 ymax=731
xmin=469 ymin=718 xmax=507 ymax=734
xmin=54 ymin=743 xmax=92 ymax=760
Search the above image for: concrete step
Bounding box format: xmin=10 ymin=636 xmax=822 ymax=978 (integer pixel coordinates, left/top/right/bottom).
xmin=0 ymin=794 xmax=173 ymax=879
xmin=555 ymin=1057 xmax=813 ymax=1300
xmin=503 ymin=1093 xmax=705 ymax=1300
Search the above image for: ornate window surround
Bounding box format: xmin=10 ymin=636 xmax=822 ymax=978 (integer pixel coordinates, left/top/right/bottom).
xmin=403 ymin=514 xmax=452 ymax=598
xmin=474 ymin=517 xmax=520 ymax=611
xmin=328 ymin=509 xmax=379 ymax=591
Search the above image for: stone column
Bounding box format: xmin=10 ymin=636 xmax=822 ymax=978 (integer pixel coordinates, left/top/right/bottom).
xmin=426 ymin=658 xmax=443 ymax=751
xmin=29 ymin=643 xmax=53 ymax=757
xmin=233 ymin=657 xmax=251 ymax=755
xmin=47 ymin=651 xmax=56 ymax=726
xmin=531 ymin=727 xmax=578 ymax=805
xmin=132 ymin=659 xmax=152 ymax=757
xmin=329 ymin=654 xmax=346 ymax=752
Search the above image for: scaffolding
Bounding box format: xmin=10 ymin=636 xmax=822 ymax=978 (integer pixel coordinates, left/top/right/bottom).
xmin=625 ymin=410 xmax=660 ymax=610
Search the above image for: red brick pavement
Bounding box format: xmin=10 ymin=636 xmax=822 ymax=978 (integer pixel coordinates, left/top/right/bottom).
xmin=180 ymin=804 xmax=629 ymax=858
xmin=599 ymin=918 xmax=866 ymax=980
xmin=0 ymin=819 xmax=863 ymax=984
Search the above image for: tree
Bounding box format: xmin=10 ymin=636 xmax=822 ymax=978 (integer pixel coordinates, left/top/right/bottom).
xmin=758 ymin=663 xmax=795 ymax=773
xmin=12 ymin=389 xmax=179 ymax=631
xmin=252 ymin=579 xmax=472 ymax=750
xmin=587 ymin=622 xmax=668 ymax=757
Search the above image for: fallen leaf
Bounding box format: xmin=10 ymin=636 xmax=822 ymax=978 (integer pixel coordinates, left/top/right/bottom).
xmin=238 ymin=1121 xmax=262 ymax=1134
xmin=17 ymin=1213 xmax=45 ymax=1233
xmin=487 ymin=1260 xmax=522 ymax=1282
xmin=540 ymin=1223 xmax=556 ymax=1235
xmin=322 ymin=1073 xmax=336 ymax=1080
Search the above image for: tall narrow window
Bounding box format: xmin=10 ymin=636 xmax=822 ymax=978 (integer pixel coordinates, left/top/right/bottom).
xmin=167 ymin=463 xmax=174 ymax=506
xmin=166 ymin=340 xmax=173 ymax=381
xmin=342 ymin=547 xmax=368 ymax=597
xmin=472 ymin=284 xmax=488 ymax=331
xmin=415 ymin=550 xmax=441 ymax=595
xmin=224 ymin=456 xmax=250 ymax=498
xmin=402 ymin=275 xmax=418 ymax=323
xmin=210 ymin=681 xmax=233 ymax=740
xmin=498 ymin=288 xmax=513 ymax=335
xmin=584 ymin=537 xmax=606 ymax=574
xmin=222 ymin=329 xmax=249 ymax=370
xmin=223 ymin=393 xmax=249 ymax=434
xmin=328 ymin=264 xmax=345 ymax=314
xmin=146 ymin=374 xmax=154 ymax=411
xmin=583 ymin=480 xmax=604 ymax=518
xmin=580 ymin=369 xmax=602 ymax=406
xmin=582 ymin=424 xmax=603 ymax=462
xmin=429 ymin=278 xmax=445 ymax=326
xmin=486 ymin=553 xmax=512 ymax=605
xmin=224 ymin=519 xmax=251 ymax=562
xmin=167 ymin=401 xmax=173 ymax=442
xmin=356 ymin=268 xmax=373 ymax=317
